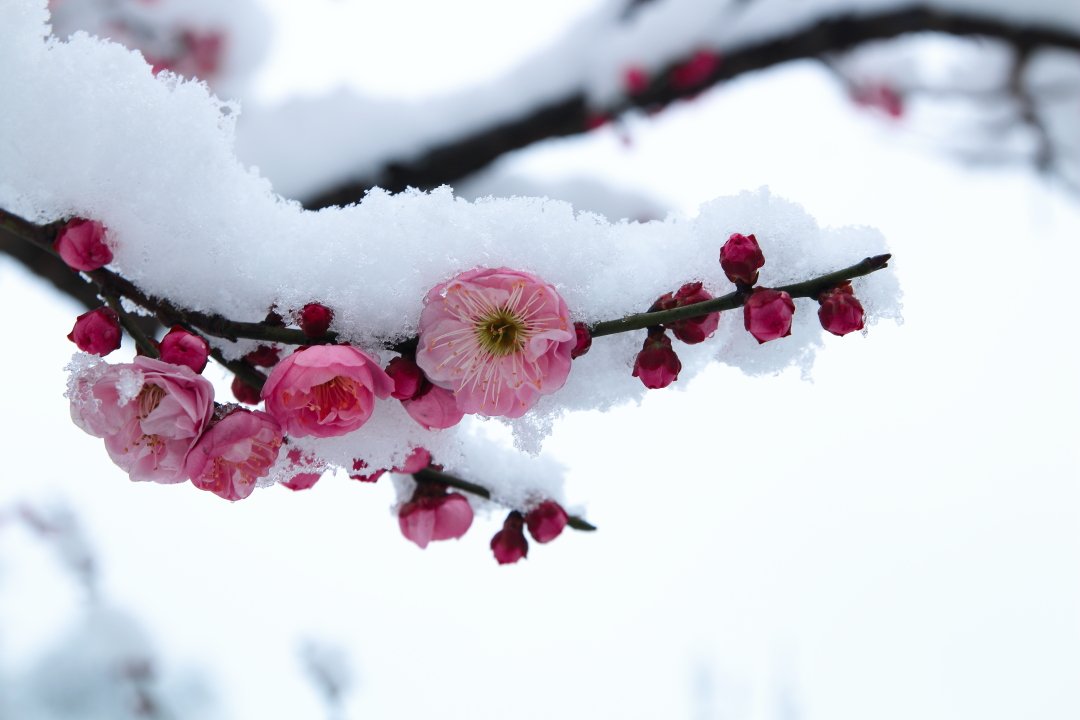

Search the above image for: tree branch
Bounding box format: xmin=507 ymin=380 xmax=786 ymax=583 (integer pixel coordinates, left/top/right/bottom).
xmin=303 ymin=7 xmax=1080 ymax=209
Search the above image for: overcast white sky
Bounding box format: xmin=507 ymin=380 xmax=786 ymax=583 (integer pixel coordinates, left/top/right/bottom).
xmin=1 ymin=2 xmax=1078 ymax=719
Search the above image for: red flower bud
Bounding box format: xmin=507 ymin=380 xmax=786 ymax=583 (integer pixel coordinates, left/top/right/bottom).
xmin=67 ymin=307 xmax=121 ymax=356
xmin=624 ymin=66 xmax=649 ymax=95
xmin=743 ymin=288 xmax=795 ymax=344
xmin=231 ymin=376 xmax=262 ymax=405
xmin=632 ymin=329 xmax=681 ymax=389
xmin=349 ymin=458 xmax=386 ymax=483
xmin=399 ymin=485 xmax=474 ymax=549
xmin=244 ymin=345 xmax=280 ymax=367
xmin=491 ymin=511 xmax=529 ymax=565
xmin=53 ymin=218 xmax=113 ymax=271
xmin=571 ymin=322 xmax=593 ymax=359
xmin=386 ymin=356 xmax=426 ymax=400
xmin=298 ymin=303 xmax=333 ymax=338
xmin=720 ymin=233 xmax=765 ymax=286
xmin=655 ymin=282 xmax=719 ymax=345
xmin=818 ymin=283 xmax=865 ymax=336
xmin=525 ymin=501 xmax=568 ymax=544
xmin=585 ymin=113 xmax=611 ymax=131
xmin=159 ymin=326 xmax=210 ymax=373
xmin=670 ymin=49 xmax=721 ymax=91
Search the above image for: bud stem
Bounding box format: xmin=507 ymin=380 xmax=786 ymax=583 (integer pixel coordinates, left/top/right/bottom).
xmin=101 ymin=292 xmax=160 ymax=358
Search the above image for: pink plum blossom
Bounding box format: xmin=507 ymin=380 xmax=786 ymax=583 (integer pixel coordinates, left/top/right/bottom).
xmin=299 ymin=303 xmax=334 ymax=338
xmin=818 ymin=283 xmax=865 ymax=336
xmin=158 ymin=326 xmax=210 ymax=374
xmin=526 ymin=501 xmax=569 ymax=544
xmin=491 ymin=511 xmax=529 ymax=564
xmin=398 ymin=485 xmax=474 ymax=549
xmin=53 ymin=218 xmax=113 ymax=271
xmin=261 ymin=345 xmax=394 ymax=438
xmin=67 ymin=307 xmax=121 ymax=356
xmin=416 ymin=267 xmax=575 ymax=419
xmin=632 ymin=329 xmax=681 ymax=389
xmin=654 ymin=282 xmax=720 ymax=345
xmin=69 ymin=356 xmax=214 ymax=483
xmin=185 ymin=407 xmax=283 ymax=501
xmin=720 ymin=233 xmax=765 ymax=286
xmin=400 ymin=383 xmax=465 ymax=430
xmin=744 ymin=288 xmax=796 ymax=343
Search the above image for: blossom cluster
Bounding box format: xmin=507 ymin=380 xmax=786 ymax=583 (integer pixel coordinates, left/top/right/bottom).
xmin=60 ymin=215 xmax=872 ymax=563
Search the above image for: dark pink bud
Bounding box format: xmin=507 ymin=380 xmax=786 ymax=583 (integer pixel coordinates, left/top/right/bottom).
xmin=298 ymin=303 xmax=333 ymax=338
xmin=159 ymin=325 xmax=210 ymax=373
xmin=399 ymin=486 xmax=473 ymax=549
xmin=571 ymin=322 xmax=593 ymax=359
xmin=282 ymin=448 xmax=322 ymax=490
xmin=349 ymin=458 xmax=386 ymax=483
xmin=585 ymin=113 xmax=611 ymax=131
xmin=231 ymin=376 xmax=262 ymax=405
xmin=632 ymin=329 xmax=681 ymax=389
xmin=53 ymin=218 xmax=113 ymax=271
xmin=818 ymin=283 xmax=865 ymax=336
xmin=386 ymin=356 xmax=426 ymax=400
xmin=720 ymin=233 xmax=765 ymax=286
xmin=743 ymin=288 xmax=795 ymax=344
xmin=670 ymin=49 xmax=721 ymax=90
xmin=525 ymin=501 xmax=568 ymax=544
xmin=67 ymin=307 xmax=121 ymax=356
xmin=401 ymin=383 xmax=465 ymax=430
xmin=244 ymin=345 xmax=280 ymax=367
xmin=491 ymin=511 xmax=529 ymax=565
xmin=655 ymin=282 xmax=720 ymax=345
xmin=624 ymin=66 xmax=649 ymax=95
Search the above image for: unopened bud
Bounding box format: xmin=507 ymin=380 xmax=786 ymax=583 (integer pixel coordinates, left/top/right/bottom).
xmin=53 ymin=218 xmax=113 ymax=271
xmin=818 ymin=283 xmax=865 ymax=336
xmin=244 ymin=345 xmax=280 ymax=367
xmin=571 ymin=322 xmax=593 ymax=359
xmin=159 ymin=326 xmax=210 ymax=373
xmin=231 ymin=376 xmax=262 ymax=405
xmin=490 ymin=511 xmax=529 ymax=564
xmin=526 ymin=501 xmax=569 ymax=544
xmin=386 ymin=356 xmax=426 ymax=400
xmin=632 ymin=328 xmax=681 ymax=389
xmin=720 ymin=233 xmax=765 ymax=286
xmin=67 ymin=307 xmax=121 ymax=356
xmin=743 ymin=288 xmax=795 ymax=344
xmin=298 ymin=303 xmax=333 ymax=338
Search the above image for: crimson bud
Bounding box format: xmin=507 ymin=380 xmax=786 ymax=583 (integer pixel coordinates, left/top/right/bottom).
xmin=159 ymin=326 xmax=210 ymax=373
xmin=231 ymin=376 xmax=262 ymax=405
xmin=818 ymin=283 xmax=865 ymax=336
xmin=298 ymin=303 xmax=333 ymax=338
xmin=386 ymin=355 xmax=426 ymax=400
xmin=571 ymin=322 xmax=593 ymax=359
xmin=53 ymin=218 xmax=113 ymax=271
xmin=720 ymin=233 xmax=765 ymax=286
xmin=655 ymin=282 xmax=720 ymax=344
xmin=526 ymin=501 xmax=569 ymax=544
xmin=67 ymin=307 xmax=122 ymax=356
xmin=743 ymin=288 xmax=795 ymax=344
xmin=632 ymin=328 xmax=681 ymax=389
xmin=491 ymin=511 xmax=529 ymax=565
xmin=244 ymin=345 xmax=280 ymax=367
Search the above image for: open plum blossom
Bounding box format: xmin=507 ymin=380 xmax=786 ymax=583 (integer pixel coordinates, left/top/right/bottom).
xmin=398 ymin=484 xmax=474 ymax=549
xmin=185 ymin=407 xmax=283 ymax=501
xmin=69 ymin=356 xmax=214 ymax=483
xmin=261 ymin=345 xmax=394 ymax=438
xmin=417 ymin=267 xmax=575 ymax=419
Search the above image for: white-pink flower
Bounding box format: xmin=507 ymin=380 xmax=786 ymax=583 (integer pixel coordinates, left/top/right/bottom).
xmin=416 ymin=267 xmax=575 ymax=418
xmin=69 ymin=356 xmax=215 ymax=483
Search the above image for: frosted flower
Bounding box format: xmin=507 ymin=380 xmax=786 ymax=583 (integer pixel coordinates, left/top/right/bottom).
xmin=53 ymin=218 xmax=113 ymax=271
xmin=69 ymin=356 xmax=215 ymax=483
xmin=525 ymin=501 xmax=569 ymax=544
xmin=490 ymin=511 xmax=529 ymax=565
xmin=158 ymin=326 xmax=210 ymax=374
xmin=67 ymin=307 xmax=121 ymax=356
xmin=416 ymin=267 xmax=575 ymax=419
xmin=744 ymin=288 xmax=795 ymax=344
xmin=261 ymin=345 xmax=394 ymax=438
xmin=398 ymin=485 xmax=474 ymax=549
xmin=818 ymin=283 xmax=865 ymax=336
xmin=185 ymin=407 xmax=283 ymax=501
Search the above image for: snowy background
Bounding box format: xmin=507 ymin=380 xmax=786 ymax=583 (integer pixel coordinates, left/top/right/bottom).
xmin=1 ymin=0 xmax=1078 ymax=718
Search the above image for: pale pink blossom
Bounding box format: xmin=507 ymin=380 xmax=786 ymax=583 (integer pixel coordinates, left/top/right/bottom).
xmin=53 ymin=218 xmax=113 ymax=271
xmin=398 ymin=486 xmax=473 ymax=549
xmin=416 ymin=267 xmax=574 ymax=419
xmin=261 ymin=345 xmax=394 ymax=438
xmin=185 ymin=407 xmax=283 ymax=501
xmin=70 ymin=356 xmax=214 ymax=483
xmin=67 ymin=307 xmax=121 ymax=356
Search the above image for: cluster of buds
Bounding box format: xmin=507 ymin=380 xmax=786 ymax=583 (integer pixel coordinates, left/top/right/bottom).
xmin=631 ymin=231 xmax=868 ymax=389
xmin=490 ymin=501 xmax=570 ymax=565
